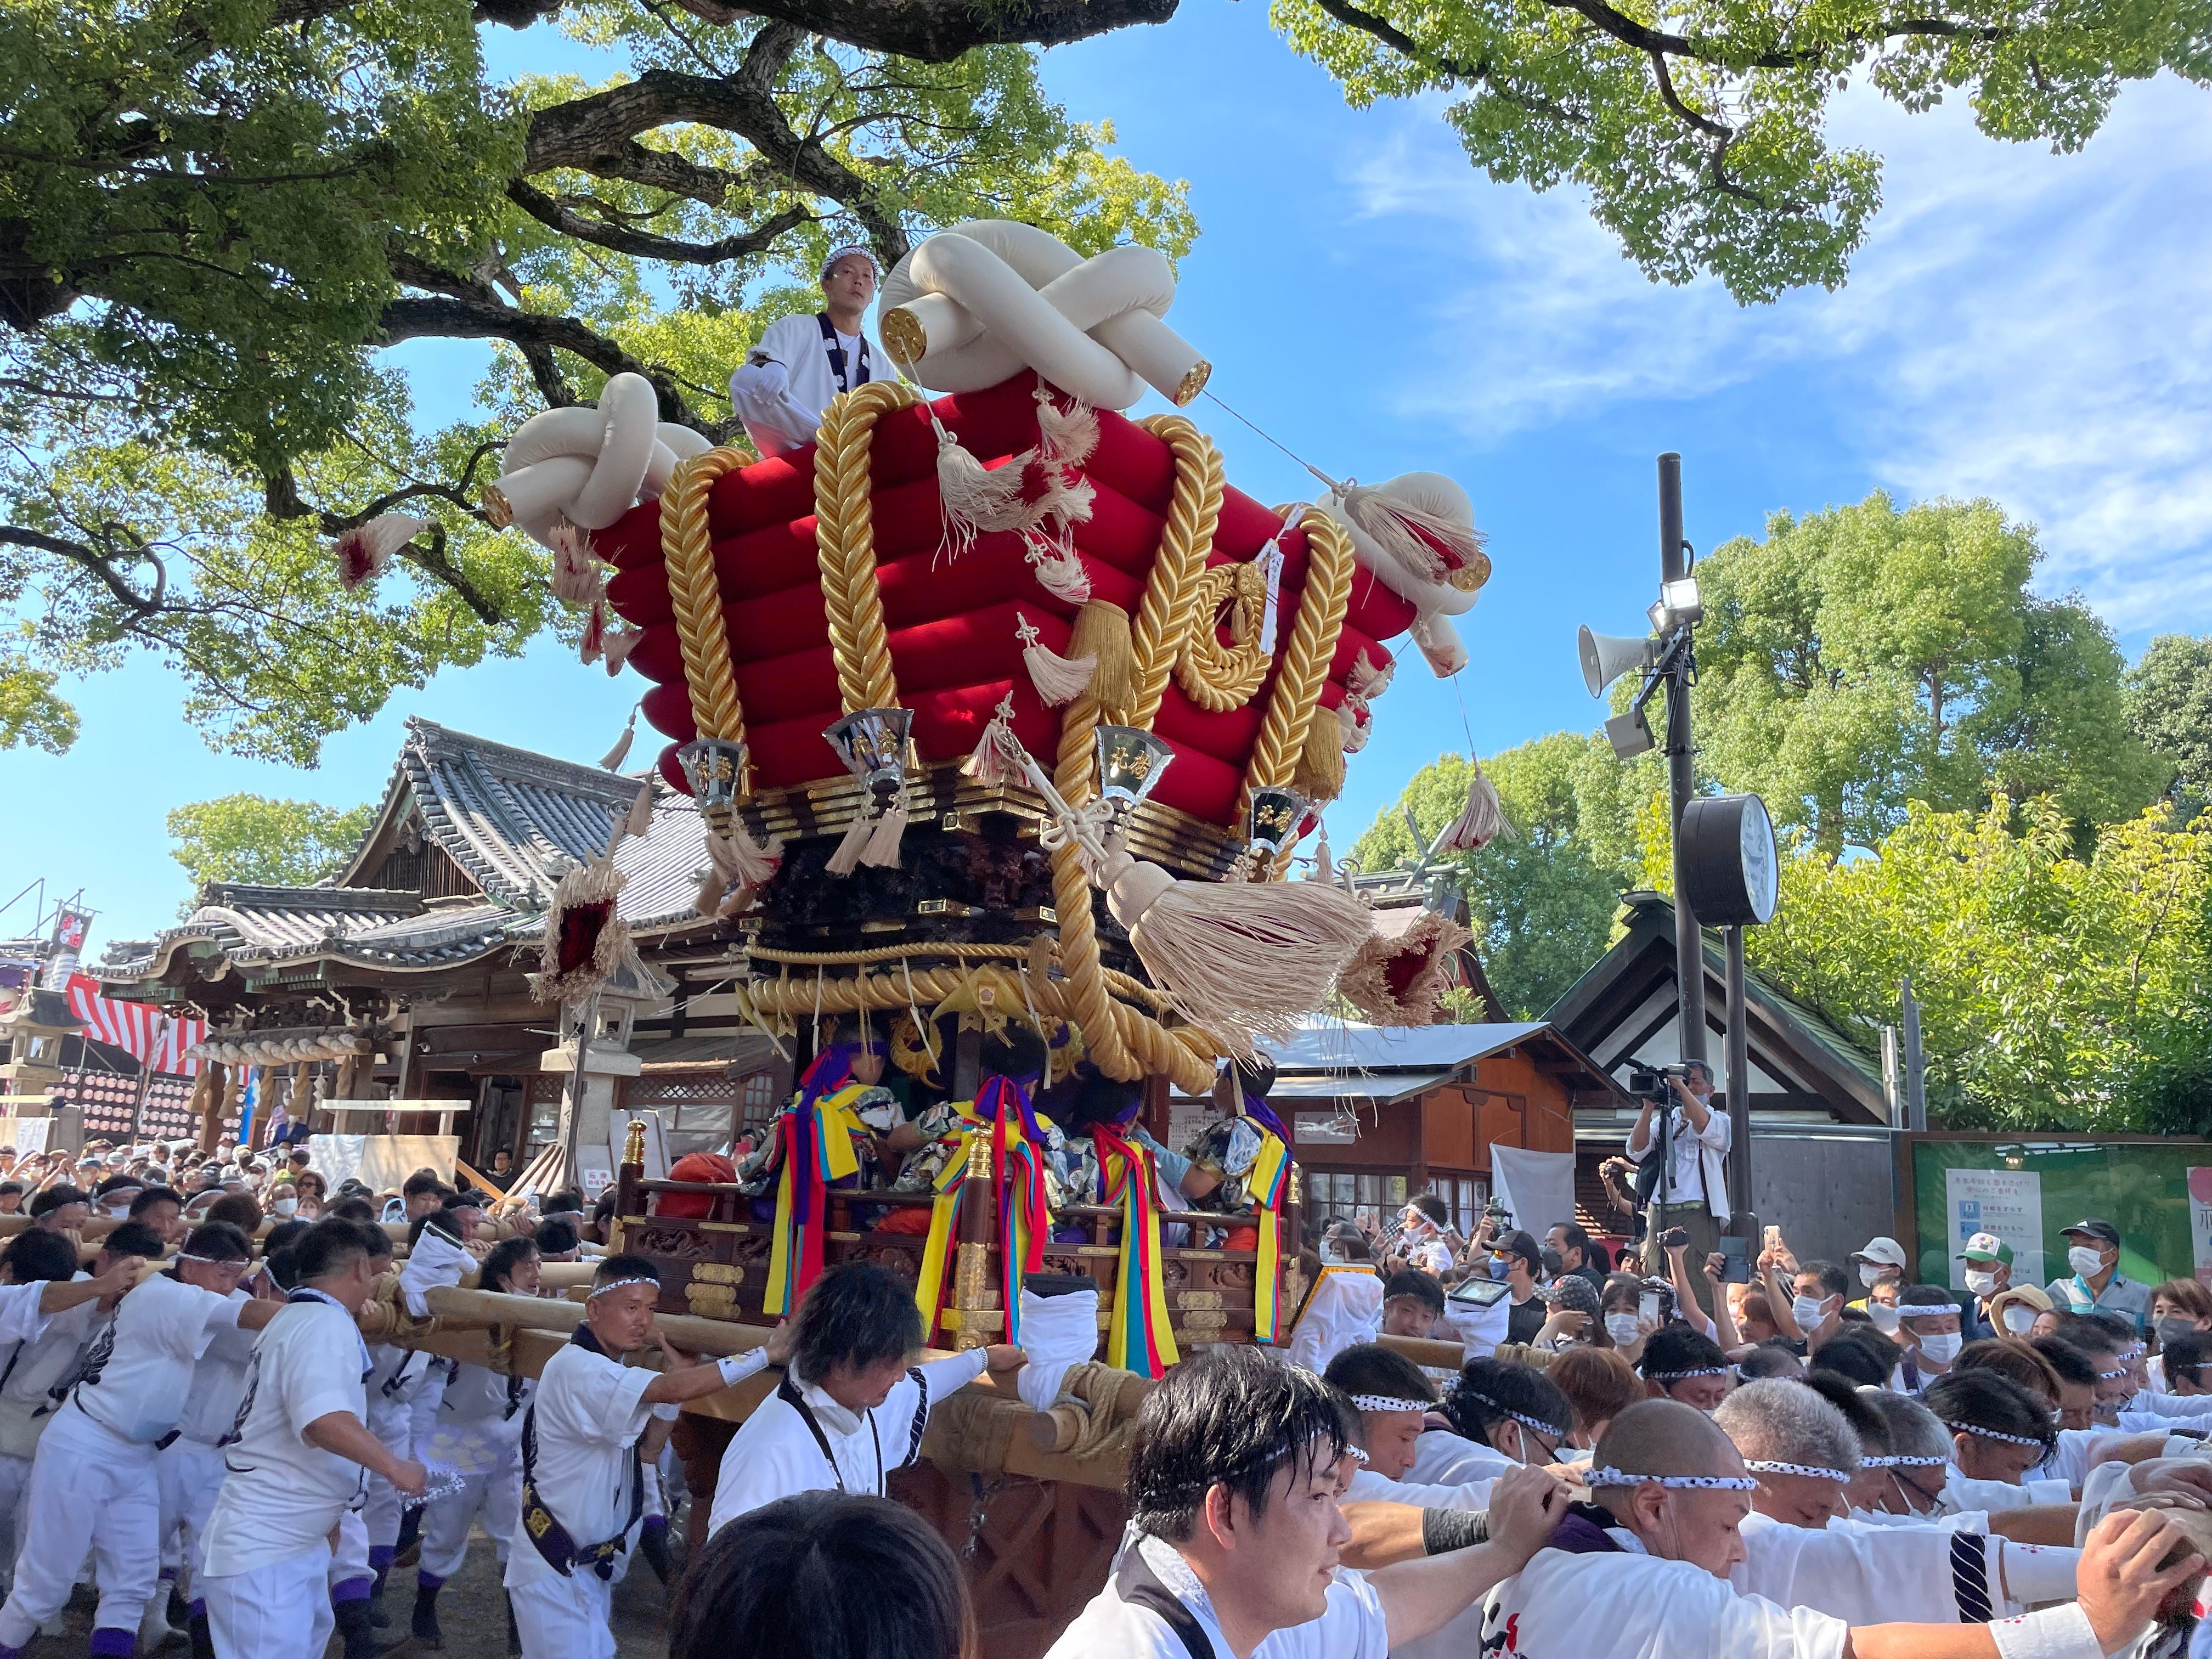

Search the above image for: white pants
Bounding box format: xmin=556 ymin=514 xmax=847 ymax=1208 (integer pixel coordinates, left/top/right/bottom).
xmin=327 ymin=1511 xmax=371 ymax=1594
xmin=202 ymin=1545 xmax=334 ymax=1659
xmin=509 ymin=1571 xmax=613 ymax=1659
xmin=0 ymin=1453 xmax=29 ymax=1590
xmin=419 ymin=1457 xmax=521 ymax=1582
xmin=0 ymin=1403 xmax=159 ymax=1645
xmin=157 ymin=1438 xmax=227 ymax=1596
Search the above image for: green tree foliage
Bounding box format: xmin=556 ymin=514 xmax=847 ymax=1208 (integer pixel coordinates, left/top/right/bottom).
xmin=2124 ymin=634 xmax=2212 ymax=810
xmin=1269 ymin=0 xmax=2209 ymax=301
xmin=2 ymin=0 xmax=1195 ymax=762
xmin=1746 ymin=800 xmax=2212 ymax=1131
xmin=1692 ymin=492 xmax=2166 ymax=856
xmin=166 ymin=794 xmax=376 ymax=896
xmin=1351 ymin=736 xmax=1652 ymax=1018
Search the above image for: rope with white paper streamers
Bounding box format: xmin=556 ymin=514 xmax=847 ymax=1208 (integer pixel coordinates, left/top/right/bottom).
xmin=878 ymin=221 xmax=1210 ymax=411
xmin=486 ymin=373 xmax=712 ymax=546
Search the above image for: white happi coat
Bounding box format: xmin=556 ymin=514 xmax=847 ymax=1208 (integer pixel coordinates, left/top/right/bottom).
xmin=1734 ymin=1510 xmax=2080 ymax=1623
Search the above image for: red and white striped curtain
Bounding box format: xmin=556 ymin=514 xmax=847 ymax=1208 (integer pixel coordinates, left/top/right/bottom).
xmin=64 ymin=974 xmax=205 ymax=1077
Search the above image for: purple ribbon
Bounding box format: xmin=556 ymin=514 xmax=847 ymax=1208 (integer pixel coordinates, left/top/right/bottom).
xmin=974 ymin=1074 xmax=1044 ymax=1142
xmin=1239 ymin=1091 xmax=1290 ymax=1143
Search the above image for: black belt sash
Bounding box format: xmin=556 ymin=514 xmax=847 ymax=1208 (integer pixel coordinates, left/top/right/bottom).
xmin=517 ymin=1326 xmax=644 ymax=1580
xmin=1113 ymin=1544 xmax=1218 ymax=1659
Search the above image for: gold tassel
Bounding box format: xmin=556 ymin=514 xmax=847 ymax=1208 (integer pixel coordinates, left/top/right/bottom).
xmin=1289 ymin=711 xmax=1347 ymax=804
xmin=1068 ymin=600 xmax=1136 ymax=717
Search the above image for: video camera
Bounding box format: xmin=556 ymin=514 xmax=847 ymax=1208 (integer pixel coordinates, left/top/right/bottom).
xmin=1625 ymin=1062 xmax=1696 ymax=1102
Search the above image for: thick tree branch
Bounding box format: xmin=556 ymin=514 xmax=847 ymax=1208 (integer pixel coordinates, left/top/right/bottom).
xmin=0 ymin=524 xmax=163 ymax=613
xmin=507 ymin=179 xmax=810 ymax=264
xmin=1308 ymin=0 xmax=1587 ymax=122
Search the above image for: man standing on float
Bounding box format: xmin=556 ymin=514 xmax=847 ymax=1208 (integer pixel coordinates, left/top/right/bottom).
xmin=729 ymin=246 xmax=880 ymax=458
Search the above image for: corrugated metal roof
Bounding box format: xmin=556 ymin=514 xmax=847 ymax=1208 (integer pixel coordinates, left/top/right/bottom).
xmin=1267 ymin=1070 xmax=1454 ymax=1102
xmin=1261 ymin=1021 xmax=1549 ymax=1074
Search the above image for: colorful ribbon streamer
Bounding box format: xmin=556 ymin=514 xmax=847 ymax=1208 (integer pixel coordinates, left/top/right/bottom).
xmin=1088 ymin=1123 xmax=1180 ymax=1378
xmin=1243 ymin=1091 xmax=1291 ymax=1345
xmin=763 ymin=1050 xmax=867 ymax=1316
xmin=911 ymin=1075 xmax=1052 ymax=1345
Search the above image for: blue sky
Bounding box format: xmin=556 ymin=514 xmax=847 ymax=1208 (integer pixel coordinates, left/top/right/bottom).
xmin=4 ymin=6 xmax=2208 ymax=953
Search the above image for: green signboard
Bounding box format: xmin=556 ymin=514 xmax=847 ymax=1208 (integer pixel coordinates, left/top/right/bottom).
xmin=1911 ymin=1138 xmax=2210 ymax=1299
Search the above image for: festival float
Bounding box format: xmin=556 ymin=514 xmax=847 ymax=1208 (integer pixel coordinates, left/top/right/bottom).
xmin=366 ymin=219 xmax=1499 ymax=1656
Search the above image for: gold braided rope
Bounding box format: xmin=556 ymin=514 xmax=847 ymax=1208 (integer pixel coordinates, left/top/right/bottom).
xmin=745 ymin=941 xmax=1030 ymax=967
xmin=1240 ymin=507 xmax=1354 ymax=817
xmin=1122 ymin=416 xmax=1224 ymax=729
xmin=1049 ymin=691 xmax=1140 ymax=1081
xmin=1171 ymin=563 xmax=1272 ymax=712
xmin=814 ymin=380 xmax=922 ymax=713
xmin=661 ymin=447 xmax=754 ymax=747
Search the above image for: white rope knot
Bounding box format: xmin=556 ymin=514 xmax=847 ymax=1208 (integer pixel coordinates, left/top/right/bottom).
xmin=1743 ymin=1460 xmax=1853 ymax=1482
xmin=880 ymin=220 xmax=1209 ymax=410
xmin=488 ymin=372 xmax=712 ymax=548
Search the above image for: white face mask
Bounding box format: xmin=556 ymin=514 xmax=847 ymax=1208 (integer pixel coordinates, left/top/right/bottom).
xmin=1605 ymin=1313 xmax=1643 ymax=1345
xmin=1859 ymin=1263 xmax=1888 ymax=1289
xmin=2002 ymin=1305 xmax=2039 ymax=1336
xmin=1964 ymin=1269 xmax=1999 ymax=1296
xmin=1917 ymin=1330 xmax=1963 ymax=1363
xmin=2068 ymin=1245 xmax=2108 ymax=1279
xmin=1791 ymin=1295 xmax=1830 ymax=1330
xmin=1867 ymin=1301 xmax=1904 ymax=1334
xmin=273 ymin=1198 xmax=298 ymax=1216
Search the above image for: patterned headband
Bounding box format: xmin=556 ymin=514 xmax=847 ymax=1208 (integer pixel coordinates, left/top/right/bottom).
xmin=176 ymin=1251 xmax=250 ymax=1266
xmin=2097 ymin=1368 xmax=2130 ymax=1381
xmin=1941 ymin=1419 xmax=2049 ymax=1448
xmin=1583 ymin=1467 xmax=1759 ymax=1491
xmin=586 ymin=1276 xmax=659 ymax=1300
xmin=1346 ymin=1445 xmax=1370 ymax=1464
xmin=1645 ymin=1367 xmax=1730 ymax=1381
xmin=1460 ymin=1389 xmax=1566 ymax=1437
xmin=1743 ymin=1459 xmax=1852 ymax=1483
xmin=1860 ymin=1454 xmax=1949 ymax=1468
xmin=1350 ymin=1394 xmax=1436 ymax=1414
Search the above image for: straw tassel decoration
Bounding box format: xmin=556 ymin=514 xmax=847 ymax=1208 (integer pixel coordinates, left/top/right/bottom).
xmin=602 ymin=627 xmax=645 ymax=676
xmin=1016 ymin=611 xmax=1095 ymax=707
xmin=599 ymin=707 xmax=638 ymax=771
xmin=531 ymin=856 xmax=630 ymax=1003
xmin=1341 ymin=484 xmax=1489 ymax=591
xmin=579 ymin=599 xmax=607 ymax=665
xmin=1437 ymin=758 xmax=1512 ymax=852
xmin=861 ymin=798 xmax=909 ymax=867
xmin=620 ymin=781 xmax=654 ymax=843
xmin=547 ymin=518 xmax=604 ymax=605
xmin=333 ymin=513 xmax=429 ymax=591
xmin=929 ymin=410 xmax=1032 ymax=560
xmin=1337 ymin=910 xmax=1474 ymax=1026
xmin=963 ymin=696 xmax=1019 ymax=786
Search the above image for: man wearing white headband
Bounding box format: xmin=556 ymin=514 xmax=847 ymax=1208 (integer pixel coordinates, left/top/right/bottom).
xmin=729 ymin=244 xmax=882 ymax=459
xmin=0 ymin=1220 xmax=280 ymax=1659
xmin=506 ymin=1252 xmax=786 ymax=1659
xmin=1479 ymin=1397 xmax=2199 ymax=1659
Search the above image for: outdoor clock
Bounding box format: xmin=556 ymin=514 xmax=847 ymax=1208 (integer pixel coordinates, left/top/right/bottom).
xmin=1678 ymin=793 xmax=1779 ymax=927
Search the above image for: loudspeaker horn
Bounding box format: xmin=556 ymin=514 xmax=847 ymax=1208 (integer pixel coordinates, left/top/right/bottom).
xmin=1578 ymin=626 xmax=1656 ymax=698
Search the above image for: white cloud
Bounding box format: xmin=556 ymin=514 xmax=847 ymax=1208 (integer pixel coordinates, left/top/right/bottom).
xmin=1338 ymin=76 xmax=2212 ymax=633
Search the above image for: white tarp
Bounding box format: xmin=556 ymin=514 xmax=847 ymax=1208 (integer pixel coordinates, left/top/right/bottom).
xmin=308 ymin=1133 xmax=461 ymax=1194
xmin=1489 ymin=1146 xmax=1576 ymax=1240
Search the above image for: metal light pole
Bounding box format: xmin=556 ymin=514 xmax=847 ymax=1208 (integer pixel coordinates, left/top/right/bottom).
xmin=1658 ymin=454 xmax=1707 ymax=1070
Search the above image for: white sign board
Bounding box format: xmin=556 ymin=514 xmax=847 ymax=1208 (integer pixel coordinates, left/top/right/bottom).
xmin=308 ymin=1133 xmax=462 ymax=1194
xmin=576 ymin=1149 xmax=614 ymax=1198
xmin=2188 ymin=1168 xmax=2212 ymax=1288
xmin=1944 ymin=1167 xmax=2045 ymax=1290
xmin=1490 ymin=1146 xmax=1575 ymax=1242
xmin=1 ymin=1118 xmax=52 ymax=1155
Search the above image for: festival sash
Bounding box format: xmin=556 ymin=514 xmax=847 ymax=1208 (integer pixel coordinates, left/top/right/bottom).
xmin=517 ymin=1325 xmax=644 ymax=1581
xmin=1240 ymin=1092 xmax=1293 ymax=1345
xmin=911 ymin=1076 xmax=1051 ymax=1345
xmin=1088 ymin=1124 xmax=1181 ymax=1379
xmin=763 ymin=1052 xmax=868 ymax=1316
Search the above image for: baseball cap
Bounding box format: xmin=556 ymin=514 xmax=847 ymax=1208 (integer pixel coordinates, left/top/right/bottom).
xmin=1535 ymin=1274 xmax=1601 ymax=1317
xmin=2061 ymin=1218 xmax=2120 ymax=1248
xmin=1850 ymin=1235 xmax=1908 ymax=1271
xmin=1959 ymin=1232 xmax=2015 ymax=1266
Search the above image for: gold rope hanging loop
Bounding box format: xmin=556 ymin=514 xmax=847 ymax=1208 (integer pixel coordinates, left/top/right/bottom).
xmin=814 ymin=380 xmax=922 ymax=713
xmin=661 ymin=446 xmax=753 ymax=748
xmin=1171 ymin=562 xmax=1273 ymax=711
xmin=1122 ymin=415 xmax=1224 ymax=730
xmin=1240 ymin=507 xmax=1354 ymax=816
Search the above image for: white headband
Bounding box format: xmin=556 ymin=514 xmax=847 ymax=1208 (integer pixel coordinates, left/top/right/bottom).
xmin=586 ymin=1276 xmax=658 ymax=1300
xmin=1860 ymin=1454 xmax=1949 ymax=1468
xmin=1743 ymin=1459 xmax=1852 ymax=1482
xmin=1346 ymin=1446 xmax=1370 ymax=1464
xmin=1459 ymin=1389 xmax=1565 ymax=1437
xmin=1942 ymin=1419 xmax=2048 ymax=1447
xmin=1583 ymin=1468 xmax=1759 ymax=1491
xmin=1350 ymin=1394 xmax=1435 ymax=1415
xmin=1646 ymin=1367 xmax=1729 ymax=1381
xmin=176 ymin=1252 xmax=250 ymax=1266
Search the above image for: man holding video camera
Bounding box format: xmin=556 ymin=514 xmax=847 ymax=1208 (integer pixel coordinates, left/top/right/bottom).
xmin=1624 ymin=1059 xmax=1731 ymax=1314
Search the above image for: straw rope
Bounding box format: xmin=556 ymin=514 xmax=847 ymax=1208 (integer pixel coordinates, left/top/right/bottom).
xmin=660 ymin=447 xmax=753 ymax=747
xmin=814 ymin=380 xmax=922 ymax=713
xmin=1240 ymin=507 xmax=1353 ymax=817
